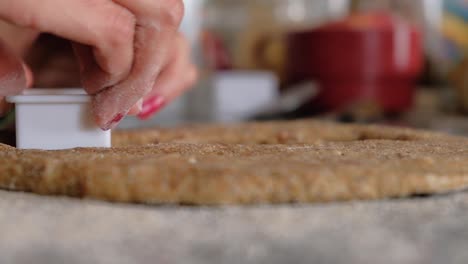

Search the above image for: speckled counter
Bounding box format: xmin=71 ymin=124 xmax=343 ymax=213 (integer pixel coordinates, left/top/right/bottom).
xmin=1 ymin=190 xmax=468 ymax=264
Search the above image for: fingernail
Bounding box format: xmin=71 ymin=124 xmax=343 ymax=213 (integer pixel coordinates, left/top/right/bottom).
xmin=102 ymin=112 xmax=126 ymax=131
xmin=138 ymin=95 xmax=166 ymax=120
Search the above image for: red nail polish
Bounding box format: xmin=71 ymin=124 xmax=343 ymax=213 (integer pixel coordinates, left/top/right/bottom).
xmin=138 ymin=95 xmax=166 ymax=120
xmin=102 ymin=113 xmax=125 ymax=131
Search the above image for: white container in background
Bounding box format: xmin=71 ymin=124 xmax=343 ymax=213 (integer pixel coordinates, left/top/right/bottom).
xmin=6 ymin=89 xmax=111 ymax=150
xmin=186 ymin=71 xmax=279 ymax=122
xmin=213 ymin=71 xmax=279 ymax=122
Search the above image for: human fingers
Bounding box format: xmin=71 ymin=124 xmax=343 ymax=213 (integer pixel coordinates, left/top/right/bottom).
xmin=127 ymin=99 xmax=143 ymax=116
xmin=0 ymin=40 xmax=30 ymax=116
xmin=0 ymin=41 xmax=28 ymax=96
xmin=92 ymin=0 xmax=184 ymax=130
xmin=138 ymin=33 xmax=197 ymax=120
xmin=0 ymin=0 xmax=135 ymax=94
xmin=0 ymin=20 xmax=38 ymax=57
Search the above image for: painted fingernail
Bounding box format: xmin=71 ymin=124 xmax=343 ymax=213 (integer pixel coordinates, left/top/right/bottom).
xmin=102 ymin=112 xmax=126 ymax=131
xmin=138 ymin=95 xmax=166 ymax=120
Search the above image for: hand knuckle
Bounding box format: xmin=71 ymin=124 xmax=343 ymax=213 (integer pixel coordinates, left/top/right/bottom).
xmin=104 ymin=7 xmax=135 ymax=48
xmin=160 ymin=0 xmax=184 ymax=28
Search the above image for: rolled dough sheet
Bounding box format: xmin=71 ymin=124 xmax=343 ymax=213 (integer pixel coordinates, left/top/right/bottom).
xmin=1 ymin=120 xmax=468 ymax=205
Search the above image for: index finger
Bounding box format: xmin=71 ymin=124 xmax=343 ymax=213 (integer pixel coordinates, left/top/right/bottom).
xmin=93 ymin=0 xmax=184 ymax=129
xmin=0 ymin=0 xmax=136 ymax=92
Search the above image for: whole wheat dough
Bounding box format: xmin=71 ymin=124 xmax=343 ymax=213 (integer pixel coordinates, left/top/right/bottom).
xmin=0 ymin=120 xmax=468 ymax=205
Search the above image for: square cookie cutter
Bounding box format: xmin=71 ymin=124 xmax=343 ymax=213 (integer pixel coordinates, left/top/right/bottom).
xmin=6 ymin=89 xmax=111 ymax=150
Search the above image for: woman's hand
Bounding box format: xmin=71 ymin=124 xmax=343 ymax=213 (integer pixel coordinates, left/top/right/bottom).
xmin=0 ymin=0 xmax=197 ymax=130
xmin=0 ymin=39 xmax=32 ymax=116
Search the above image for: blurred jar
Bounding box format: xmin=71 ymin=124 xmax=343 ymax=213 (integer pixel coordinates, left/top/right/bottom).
xmin=351 ymin=0 xmax=443 ymax=74
xmin=202 ymin=0 xmax=349 ymax=84
xmin=352 ymin=0 xmax=468 ymax=114
xmin=286 ymin=12 xmax=424 ymax=115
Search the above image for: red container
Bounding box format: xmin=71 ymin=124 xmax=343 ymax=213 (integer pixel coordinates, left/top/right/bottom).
xmin=286 ymin=13 xmax=423 ymax=113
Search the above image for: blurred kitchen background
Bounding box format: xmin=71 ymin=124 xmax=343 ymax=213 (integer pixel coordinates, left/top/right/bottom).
xmin=121 ymin=0 xmax=468 ymax=136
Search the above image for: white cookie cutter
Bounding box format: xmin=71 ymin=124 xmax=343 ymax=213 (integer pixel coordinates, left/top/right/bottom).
xmin=6 ymin=89 xmax=111 ymax=150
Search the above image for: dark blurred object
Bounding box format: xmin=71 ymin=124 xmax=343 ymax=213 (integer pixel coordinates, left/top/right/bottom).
xmin=0 ymin=129 xmax=15 ymax=146
xmin=286 ymin=12 xmax=423 ymax=115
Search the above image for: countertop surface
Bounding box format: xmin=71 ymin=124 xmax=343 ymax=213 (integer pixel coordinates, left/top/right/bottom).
xmin=2 ymin=88 xmax=468 ymax=263
xmin=2 ymin=190 xmax=468 ymax=264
